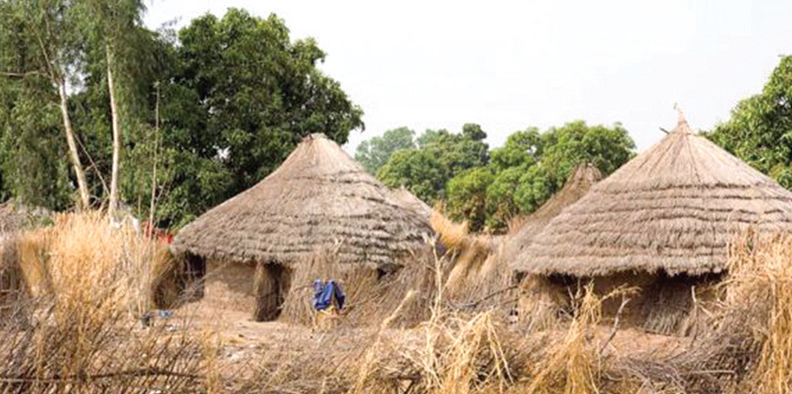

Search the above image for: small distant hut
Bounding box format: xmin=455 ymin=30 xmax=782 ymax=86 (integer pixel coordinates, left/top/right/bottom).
xmin=443 ymin=164 xmax=602 ymax=310
xmin=501 ymin=163 xmax=603 ymax=268
xmin=171 ymin=134 xmax=433 ymax=321
xmin=514 ymin=113 xmax=792 ymax=333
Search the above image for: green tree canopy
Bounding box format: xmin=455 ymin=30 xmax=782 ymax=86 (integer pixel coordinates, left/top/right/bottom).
xmin=0 ymin=0 xmax=87 ymax=209
xmin=177 ymin=9 xmax=364 ymax=196
xmin=445 ymin=121 xmax=635 ymax=232
xmin=1 ymin=6 xmax=364 ymax=229
xmin=377 ymin=124 xmax=489 ymax=203
xmin=354 ymin=127 xmax=415 ymax=174
xmin=709 ymin=55 xmax=792 ymax=188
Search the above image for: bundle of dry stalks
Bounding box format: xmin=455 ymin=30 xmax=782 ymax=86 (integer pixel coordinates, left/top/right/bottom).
xmin=430 ymin=211 xmax=515 ymax=313
xmin=0 ymin=234 xmax=27 ymax=322
xmin=527 ymin=284 xmax=602 ymax=394
xmin=672 ymin=233 xmax=792 ymax=393
xmin=517 ymin=275 xmax=569 ymax=331
xmin=15 ymin=212 xmax=174 ymax=317
xmin=0 ymin=212 xmax=205 ymax=393
xmin=345 ymin=252 xmax=522 ymax=394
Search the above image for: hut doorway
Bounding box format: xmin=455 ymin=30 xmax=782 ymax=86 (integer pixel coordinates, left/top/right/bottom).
xmin=537 ymin=271 xmax=722 ymax=334
xmin=253 ymin=263 xmax=293 ymax=321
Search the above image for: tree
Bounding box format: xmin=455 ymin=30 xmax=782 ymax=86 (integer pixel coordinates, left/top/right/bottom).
xmin=377 ymin=125 xmax=489 ymax=203
xmin=442 ymin=121 xmax=634 ymax=232
xmin=61 ymin=9 xmax=363 ymax=229
xmin=177 ymin=9 xmax=364 ymax=196
xmin=355 ymin=127 xmax=415 ymax=174
xmin=74 ymin=0 xmax=150 ymax=218
xmin=0 ymin=73 xmax=72 ymax=209
xmin=489 ymin=128 xmax=542 ymax=171
xmin=709 ymin=56 xmax=792 ymax=188
xmin=446 ymin=167 xmax=495 ymax=230
xmin=537 ymin=121 xmax=634 ymax=188
xmin=0 ymin=0 xmax=91 ymax=208
xmin=483 ymin=129 xmax=544 ymax=227
xmin=376 ymin=149 xmax=445 ymax=204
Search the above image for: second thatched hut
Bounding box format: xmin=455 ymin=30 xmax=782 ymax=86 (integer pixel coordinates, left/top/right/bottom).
xmin=500 ymin=163 xmax=603 ymax=269
xmin=514 ymin=113 xmax=792 ymax=333
xmin=171 ymin=134 xmax=433 ymax=321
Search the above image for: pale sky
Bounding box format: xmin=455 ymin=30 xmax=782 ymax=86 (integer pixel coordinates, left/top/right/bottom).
xmin=144 ymin=0 xmax=792 ymax=154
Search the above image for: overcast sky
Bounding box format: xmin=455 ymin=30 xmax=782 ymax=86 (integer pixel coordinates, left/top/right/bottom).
xmin=144 ymin=0 xmax=792 ymax=153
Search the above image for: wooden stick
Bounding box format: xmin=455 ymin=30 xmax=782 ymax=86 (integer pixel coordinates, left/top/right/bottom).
xmin=599 ymin=296 xmax=630 ymax=355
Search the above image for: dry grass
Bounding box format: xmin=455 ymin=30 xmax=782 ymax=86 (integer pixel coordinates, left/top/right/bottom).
xmin=701 ymin=233 xmax=792 ymax=393
xmin=0 ymin=212 xmax=203 ymax=393
xmin=14 ymin=213 xmax=174 ymax=317
xmin=5 ymin=212 xmax=792 ymax=394
xmin=527 ymin=284 xmax=602 ymax=394
xmin=250 ymin=231 xmax=792 ymax=394
xmin=431 ymin=210 xmax=514 ymax=314
xmin=280 ymin=245 xmax=440 ymax=328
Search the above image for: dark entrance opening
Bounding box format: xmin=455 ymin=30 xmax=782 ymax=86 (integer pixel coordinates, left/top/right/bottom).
xmin=253 ymin=262 xmax=293 ymax=321
xmin=181 ymin=253 xmax=206 ymax=302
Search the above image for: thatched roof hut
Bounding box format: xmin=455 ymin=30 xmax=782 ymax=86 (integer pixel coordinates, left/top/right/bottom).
xmin=172 ymin=133 xmax=433 ymax=269
xmin=514 ymin=113 xmax=792 ymax=277
xmin=390 ymin=187 xmax=433 ymax=220
xmin=506 ymin=164 xmax=603 ymax=260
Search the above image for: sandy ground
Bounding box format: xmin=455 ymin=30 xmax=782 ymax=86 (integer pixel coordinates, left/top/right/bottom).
xmin=142 ymin=298 xmax=692 ymax=390
xmin=169 ymin=298 xmax=689 ymax=354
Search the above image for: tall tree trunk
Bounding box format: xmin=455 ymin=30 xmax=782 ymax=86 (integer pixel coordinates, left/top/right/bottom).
xmin=107 ymin=46 xmax=121 ymax=220
xmin=148 ymin=82 xmax=160 ymax=228
xmin=57 ymin=80 xmax=91 ymax=209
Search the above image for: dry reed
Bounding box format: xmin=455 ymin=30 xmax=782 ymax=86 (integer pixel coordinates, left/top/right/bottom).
xmin=0 ymin=212 xmax=204 ymax=393
xmin=431 ymin=210 xmax=514 ymax=314
xmin=5 ymin=211 xmax=792 ymax=394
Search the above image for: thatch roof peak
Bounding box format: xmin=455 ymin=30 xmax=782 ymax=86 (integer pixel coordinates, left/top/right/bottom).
xmin=514 ymin=116 xmax=792 ymax=277
xmin=676 ymin=108 xmax=688 ymax=126
xmin=172 ymin=134 xmax=433 ymax=268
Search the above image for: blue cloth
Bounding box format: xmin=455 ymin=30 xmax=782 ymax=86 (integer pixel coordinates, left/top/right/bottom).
xmin=312 ymin=279 xmax=346 ymax=311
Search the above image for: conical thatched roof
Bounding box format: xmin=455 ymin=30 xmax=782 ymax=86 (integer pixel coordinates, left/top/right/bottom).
xmin=498 ymin=164 xmax=602 ymax=264
xmin=390 ymin=187 xmax=433 ymax=220
xmin=172 ymin=134 xmax=433 ymax=267
xmin=514 ymin=113 xmax=792 ymax=277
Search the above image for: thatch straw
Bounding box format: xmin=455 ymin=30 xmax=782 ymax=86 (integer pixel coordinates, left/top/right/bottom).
xmin=428 ymin=209 xmax=513 ymax=312
xmin=502 ymin=163 xmax=603 ymax=264
xmin=391 ymin=186 xmax=433 ymax=220
xmin=516 ymin=113 xmax=792 ymax=277
xmin=172 ymin=133 xmax=433 ymax=269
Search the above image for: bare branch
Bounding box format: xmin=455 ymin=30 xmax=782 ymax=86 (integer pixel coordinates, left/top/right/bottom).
xmin=599 ymin=296 xmax=630 ymax=355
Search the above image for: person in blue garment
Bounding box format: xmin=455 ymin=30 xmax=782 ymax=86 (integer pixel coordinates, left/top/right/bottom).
xmin=312 ymin=278 xmax=346 ymax=328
